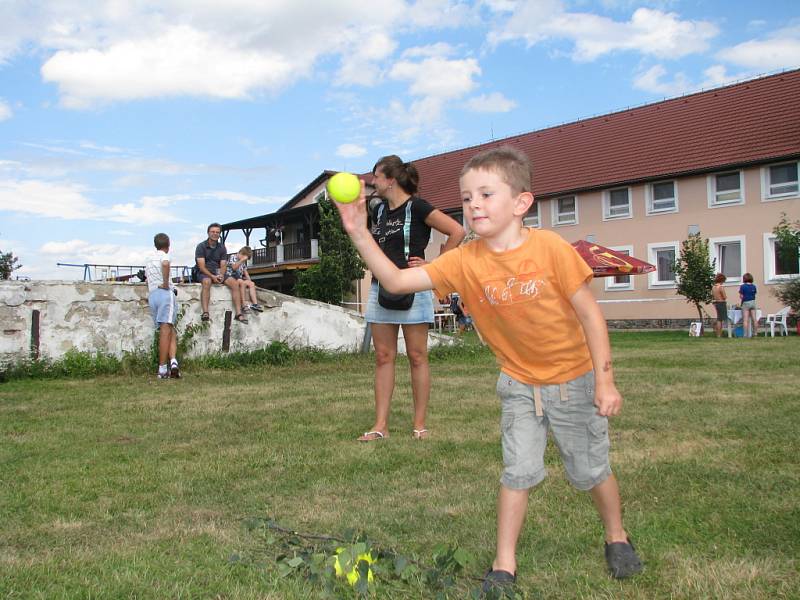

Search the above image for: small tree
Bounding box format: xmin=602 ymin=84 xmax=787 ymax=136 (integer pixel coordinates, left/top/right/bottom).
xmin=295 ymin=194 xmax=365 ymax=304
xmin=772 ymin=277 xmax=800 ymax=315
xmin=673 ymin=232 xmax=715 ymax=323
xmin=0 ymin=245 xmax=22 ymax=280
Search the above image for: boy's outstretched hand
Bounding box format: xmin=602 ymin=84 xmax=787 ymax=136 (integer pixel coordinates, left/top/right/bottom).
xmin=330 ymin=179 xmax=368 ymax=238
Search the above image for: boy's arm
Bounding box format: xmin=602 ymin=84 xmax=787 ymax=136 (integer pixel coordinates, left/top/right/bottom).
xmin=333 ymin=181 xmax=433 ymax=294
xmin=160 ymin=259 xmax=171 ymax=289
xmin=569 ymin=283 xmax=622 ymax=417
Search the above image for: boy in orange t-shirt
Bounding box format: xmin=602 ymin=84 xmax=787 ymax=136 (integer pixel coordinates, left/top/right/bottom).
xmin=333 ymin=146 xmax=641 ymax=591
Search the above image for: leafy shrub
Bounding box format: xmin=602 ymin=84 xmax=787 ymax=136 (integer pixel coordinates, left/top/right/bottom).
xmin=772 ymin=276 xmax=800 ymax=315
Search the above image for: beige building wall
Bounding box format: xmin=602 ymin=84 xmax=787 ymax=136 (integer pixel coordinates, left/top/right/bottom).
xmin=532 ymin=162 xmax=799 ymax=319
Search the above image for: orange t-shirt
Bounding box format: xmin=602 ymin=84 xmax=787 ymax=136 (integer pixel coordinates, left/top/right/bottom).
xmin=423 ymin=229 xmax=593 ymax=384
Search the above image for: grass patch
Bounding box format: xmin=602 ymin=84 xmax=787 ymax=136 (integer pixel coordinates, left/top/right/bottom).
xmin=1 ymin=332 xmax=798 ymax=598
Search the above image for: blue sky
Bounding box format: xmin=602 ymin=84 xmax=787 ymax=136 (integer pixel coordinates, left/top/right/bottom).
xmin=1 ymin=1 xmax=798 ymax=280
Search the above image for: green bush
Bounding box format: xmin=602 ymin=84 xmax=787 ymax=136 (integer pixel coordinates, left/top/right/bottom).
xmin=772 ymin=276 xmax=800 ymax=319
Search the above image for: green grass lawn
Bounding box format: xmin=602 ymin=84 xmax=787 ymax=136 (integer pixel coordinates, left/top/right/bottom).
xmin=1 ymin=332 xmax=798 ymax=599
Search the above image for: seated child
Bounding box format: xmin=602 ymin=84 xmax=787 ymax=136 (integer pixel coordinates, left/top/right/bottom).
xmin=225 ymin=246 xmax=263 ymax=315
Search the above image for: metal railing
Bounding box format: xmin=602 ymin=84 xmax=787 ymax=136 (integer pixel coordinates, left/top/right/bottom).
xmin=228 ymin=242 xmax=315 ymax=266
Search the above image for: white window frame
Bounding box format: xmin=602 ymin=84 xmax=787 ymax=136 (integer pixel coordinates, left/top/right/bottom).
xmin=707 ymin=170 xmax=745 ymax=207
xmin=763 ymin=233 xmax=800 ymax=283
xmin=604 ymin=245 xmax=635 ymax=291
xmin=761 ymin=161 xmax=800 ymax=201
xmin=602 ymin=187 xmax=632 ymax=220
xmin=523 ymin=202 xmax=541 ymax=228
xmin=646 ymin=180 xmax=678 ymax=215
xmin=647 ymin=241 xmax=679 ymax=288
xmin=709 ymin=235 xmax=746 ymax=284
xmin=552 ymin=195 xmax=578 ymax=226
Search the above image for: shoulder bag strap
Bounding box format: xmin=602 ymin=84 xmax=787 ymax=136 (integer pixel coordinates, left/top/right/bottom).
xmin=376 ymin=200 xmax=413 ymax=260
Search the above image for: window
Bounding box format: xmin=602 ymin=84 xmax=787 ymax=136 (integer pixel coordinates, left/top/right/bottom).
xmin=709 ymin=236 xmax=745 ymax=283
xmin=603 ymin=188 xmax=631 ymax=220
xmin=708 ymin=170 xmax=744 ymax=206
xmin=553 ymin=195 xmax=577 ymax=226
xmin=523 ymin=202 xmax=540 ymax=228
xmin=648 ymin=242 xmax=679 ymax=287
xmin=647 ymin=180 xmax=677 ymax=214
xmin=604 ymin=246 xmax=634 ymax=291
xmin=764 ymin=233 xmax=800 ymax=281
xmin=762 ymin=161 xmax=799 ymax=200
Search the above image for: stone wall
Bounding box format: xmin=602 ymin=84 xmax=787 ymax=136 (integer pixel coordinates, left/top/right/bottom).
xmin=0 ymin=281 xmax=451 ymax=366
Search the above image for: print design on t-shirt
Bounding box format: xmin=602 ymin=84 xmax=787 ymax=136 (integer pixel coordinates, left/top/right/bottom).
xmin=376 ymin=215 xmax=405 ymax=244
xmin=480 ymin=259 xmax=546 ymax=307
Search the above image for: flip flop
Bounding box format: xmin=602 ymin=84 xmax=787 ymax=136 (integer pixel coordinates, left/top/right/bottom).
xmin=412 ymin=428 xmax=429 ymax=440
xmin=358 ymin=431 xmax=386 ymax=442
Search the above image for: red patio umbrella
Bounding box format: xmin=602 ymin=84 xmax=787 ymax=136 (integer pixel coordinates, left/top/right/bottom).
xmin=571 ymin=240 xmax=655 ymax=277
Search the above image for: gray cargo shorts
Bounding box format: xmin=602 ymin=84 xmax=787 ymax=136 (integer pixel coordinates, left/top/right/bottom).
xmin=496 ymin=370 xmax=612 ymax=491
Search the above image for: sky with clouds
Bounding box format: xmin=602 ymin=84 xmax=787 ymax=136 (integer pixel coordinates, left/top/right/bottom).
xmin=0 ymin=0 xmax=798 ymax=280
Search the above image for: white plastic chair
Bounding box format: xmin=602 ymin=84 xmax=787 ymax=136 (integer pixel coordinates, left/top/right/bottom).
xmin=764 ymin=307 xmax=790 ymax=337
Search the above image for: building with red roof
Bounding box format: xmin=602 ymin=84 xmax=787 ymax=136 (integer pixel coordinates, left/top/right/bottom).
xmin=223 ymin=68 xmax=800 ymax=327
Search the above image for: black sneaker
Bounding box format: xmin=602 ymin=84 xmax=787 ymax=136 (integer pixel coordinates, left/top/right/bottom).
xmin=481 ymin=569 xmax=516 ymax=596
xmin=170 ymin=363 xmax=181 ymax=379
xmin=605 ymin=538 xmax=642 ymax=579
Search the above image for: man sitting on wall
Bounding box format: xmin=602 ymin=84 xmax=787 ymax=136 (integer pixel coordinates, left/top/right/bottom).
xmin=195 ymin=222 xmax=243 ymax=322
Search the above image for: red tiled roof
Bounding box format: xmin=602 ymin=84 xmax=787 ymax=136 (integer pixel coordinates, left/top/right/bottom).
xmin=407 ymin=69 xmax=800 ymax=212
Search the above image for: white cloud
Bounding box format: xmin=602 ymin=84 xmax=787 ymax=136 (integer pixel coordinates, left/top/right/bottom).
xmin=336 ymin=143 xmax=368 ymax=158
xmin=0 ymin=179 xmax=97 ymax=219
xmin=406 ymin=0 xmax=476 ymax=28
xmin=488 ymin=4 xmax=718 ymax=61
xmin=201 ymin=190 xmax=289 ymax=206
xmin=1 ymin=1 xmax=470 ymax=108
xmin=390 ymin=55 xmax=480 ymax=100
xmin=465 ymin=91 xmax=517 ymax=112
xmin=336 ymin=31 xmax=397 ymax=86
xmin=41 ymin=25 xmax=298 ymax=108
xmin=633 ymin=64 xmax=746 ymax=97
xmin=401 ymin=42 xmax=458 ymax=59
xmin=0 ymin=99 xmax=12 ymax=121
xmin=717 ymin=26 xmax=800 ymax=71
xmin=0 ymin=179 xmax=188 ymax=224
xmin=78 ymin=141 xmax=126 ymax=153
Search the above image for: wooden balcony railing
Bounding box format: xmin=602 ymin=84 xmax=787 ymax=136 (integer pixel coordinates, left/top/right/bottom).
xmin=227 ymin=241 xmax=316 ymax=267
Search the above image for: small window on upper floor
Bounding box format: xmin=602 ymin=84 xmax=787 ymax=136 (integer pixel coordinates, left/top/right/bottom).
xmin=523 ymin=202 xmax=540 ymax=228
xmin=762 ymin=161 xmax=799 ymax=201
xmin=603 ymin=188 xmax=632 ymax=220
xmin=553 ymin=195 xmax=577 ymax=226
xmin=646 ymin=180 xmax=678 ymax=214
xmin=708 ymin=170 xmax=744 ymax=207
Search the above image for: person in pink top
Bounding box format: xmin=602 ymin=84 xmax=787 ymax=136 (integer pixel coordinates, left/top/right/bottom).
xmin=333 ymin=146 xmax=641 ymax=593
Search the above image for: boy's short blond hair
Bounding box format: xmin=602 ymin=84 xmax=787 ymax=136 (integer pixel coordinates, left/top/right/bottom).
xmin=460 ymin=145 xmax=532 ymax=195
xmin=238 ymin=246 xmax=253 ymax=258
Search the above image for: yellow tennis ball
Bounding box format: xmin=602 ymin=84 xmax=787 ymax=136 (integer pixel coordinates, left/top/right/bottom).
xmin=327 ymin=172 xmax=361 ymax=204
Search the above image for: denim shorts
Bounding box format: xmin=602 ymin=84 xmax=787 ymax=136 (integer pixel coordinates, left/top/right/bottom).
xmin=496 ymin=370 xmax=612 ymax=491
xmin=364 ymin=281 xmax=434 ymax=325
xmin=148 ymin=288 xmax=177 ymax=327
xmin=741 ymin=300 xmax=757 ymax=311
